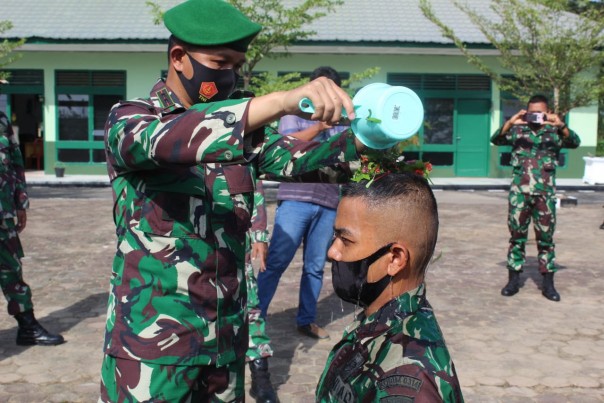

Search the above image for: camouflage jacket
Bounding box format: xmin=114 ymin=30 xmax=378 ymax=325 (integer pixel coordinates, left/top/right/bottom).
xmin=250 ymin=181 xmax=269 ymax=244
xmin=316 ymin=284 xmax=464 ymax=402
xmin=103 ymin=80 xmax=358 ymax=366
xmin=0 ymin=111 xmax=28 ymax=223
xmin=490 ymin=124 xmax=580 ymax=195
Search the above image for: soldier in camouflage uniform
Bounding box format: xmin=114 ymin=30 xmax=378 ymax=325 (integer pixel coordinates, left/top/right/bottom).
xmin=246 ymin=180 xmax=278 ymax=402
xmin=99 ymin=0 xmax=365 ymax=401
xmin=491 ymin=95 xmax=580 ymax=302
xmin=317 ymin=173 xmax=463 ymax=402
xmin=0 ymin=104 xmax=64 ymax=346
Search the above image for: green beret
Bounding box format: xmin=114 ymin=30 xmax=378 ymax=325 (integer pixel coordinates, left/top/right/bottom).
xmin=164 ymin=0 xmax=262 ymax=52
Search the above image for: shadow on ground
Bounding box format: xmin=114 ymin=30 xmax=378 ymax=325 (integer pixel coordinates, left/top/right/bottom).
xmin=0 ymin=292 xmax=108 ymax=360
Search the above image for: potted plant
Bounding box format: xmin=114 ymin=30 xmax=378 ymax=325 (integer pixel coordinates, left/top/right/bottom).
xmin=54 ymin=161 xmax=66 ymax=178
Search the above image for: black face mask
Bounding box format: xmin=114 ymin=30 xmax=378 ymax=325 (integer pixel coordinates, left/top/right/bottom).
xmin=177 ymin=53 xmax=238 ymax=104
xmin=331 ymin=243 xmax=393 ymax=308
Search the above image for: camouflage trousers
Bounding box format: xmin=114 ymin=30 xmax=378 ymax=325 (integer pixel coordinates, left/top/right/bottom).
xmin=507 ymin=191 xmax=556 ymax=274
xmin=0 ymin=221 xmax=33 ymax=316
xmin=100 ymin=355 xmax=245 ymax=403
xmin=245 ymin=262 xmax=273 ymax=362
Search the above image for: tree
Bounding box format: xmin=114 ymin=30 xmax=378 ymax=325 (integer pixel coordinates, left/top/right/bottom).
xmin=0 ymin=20 xmax=25 ymax=81
xmin=419 ymin=0 xmax=604 ymax=116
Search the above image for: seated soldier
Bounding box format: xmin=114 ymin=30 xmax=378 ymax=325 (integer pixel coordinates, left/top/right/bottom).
xmin=316 ymin=172 xmax=464 ymax=402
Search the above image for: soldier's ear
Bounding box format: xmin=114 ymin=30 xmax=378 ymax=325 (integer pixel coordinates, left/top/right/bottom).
xmin=170 ymin=45 xmax=187 ymax=73
xmin=387 ymin=243 xmax=409 ymax=277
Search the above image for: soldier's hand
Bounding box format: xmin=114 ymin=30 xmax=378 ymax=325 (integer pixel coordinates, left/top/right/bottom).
xmin=509 ymin=110 xmax=527 ymax=125
xmin=16 ymin=209 xmax=26 ymax=233
xmin=283 ymin=77 xmax=355 ymax=124
xmin=252 ymin=242 xmax=268 ymax=272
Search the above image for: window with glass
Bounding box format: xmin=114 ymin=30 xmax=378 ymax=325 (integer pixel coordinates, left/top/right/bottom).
xmin=55 ymin=71 xmax=125 ymax=164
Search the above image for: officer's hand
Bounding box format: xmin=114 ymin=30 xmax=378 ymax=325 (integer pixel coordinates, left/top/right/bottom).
xmin=252 ymin=241 xmax=268 ymax=272
xmin=546 ymin=113 xmax=563 ymax=127
xmin=16 ymin=209 xmax=26 ymax=233
xmin=283 ymin=77 xmax=355 ymax=124
xmin=509 ymin=110 xmax=527 ymax=125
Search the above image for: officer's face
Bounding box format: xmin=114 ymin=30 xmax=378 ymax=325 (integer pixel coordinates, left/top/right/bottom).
xmin=527 ymin=101 xmax=548 ymax=115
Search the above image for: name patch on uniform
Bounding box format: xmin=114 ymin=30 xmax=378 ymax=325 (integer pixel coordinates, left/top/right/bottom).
xmin=378 ymin=375 xmax=423 ymax=392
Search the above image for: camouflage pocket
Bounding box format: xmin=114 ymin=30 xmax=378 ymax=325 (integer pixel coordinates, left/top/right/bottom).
xmin=135 ymin=191 xmax=204 ymax=239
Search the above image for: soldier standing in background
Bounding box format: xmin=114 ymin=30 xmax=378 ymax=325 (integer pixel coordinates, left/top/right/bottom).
xmin=0 ymin=87 xmax=64 ymax=346
xmin=100 ymin=0 xmax=365 ymax=400
xmin=491 ymin=95 xmax=581 ymax=301
xmin=316 ymin=173 xmax=463 ymax=402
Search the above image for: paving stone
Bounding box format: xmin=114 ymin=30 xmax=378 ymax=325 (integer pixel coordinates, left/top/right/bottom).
xmin=0 ymin=190 xmax=601 ymax=401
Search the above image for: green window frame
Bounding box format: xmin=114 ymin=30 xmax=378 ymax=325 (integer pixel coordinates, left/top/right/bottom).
xmin=55 ymin=70 xmax=126 ymax=165
xmin=387 ymin=74 xmax=492 ymax=168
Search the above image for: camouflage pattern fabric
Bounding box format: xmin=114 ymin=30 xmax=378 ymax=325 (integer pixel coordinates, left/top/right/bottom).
xmin=316 ymin=284 xmax=464 ymax=402
xmin=0 ymin=111 xmax=32 ymax=315
xmin=491 ymin=124 xmax=580 ymax=273
xmin=102 ymin=79 xmax=358 ymax=371
xmin=508 ymin=192 xmax=557 ymax=273
xmin=100 ymin=354 xmax=244 ymax=402
xmin=246 ymin=181 xmax=273 ymax=361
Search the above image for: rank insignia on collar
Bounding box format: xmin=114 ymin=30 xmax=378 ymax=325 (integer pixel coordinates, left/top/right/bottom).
xmin=156 ymin=88 xmax=177 ymax=111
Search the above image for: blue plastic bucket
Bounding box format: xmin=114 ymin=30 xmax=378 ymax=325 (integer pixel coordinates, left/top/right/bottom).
xmin=351 ymin=83 xmax=424 ymax=149
xmin=298 ymin=83 xmax=424 ymax=149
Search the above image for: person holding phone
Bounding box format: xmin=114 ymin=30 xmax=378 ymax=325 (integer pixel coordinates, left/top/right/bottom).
xmin=491 ymin=95 xmax=580 ymax=301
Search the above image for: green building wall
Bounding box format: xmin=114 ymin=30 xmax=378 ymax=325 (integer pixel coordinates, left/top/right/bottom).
xmin=9 ymin=48 xmax=597 ymax=178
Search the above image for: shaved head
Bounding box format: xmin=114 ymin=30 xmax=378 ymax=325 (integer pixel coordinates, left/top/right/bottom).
xmin=340 ymin=173 xmax=439 ymax=279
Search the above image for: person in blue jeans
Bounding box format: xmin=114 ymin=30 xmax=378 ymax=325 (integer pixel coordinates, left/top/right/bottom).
xmin=257 ymin=66 xmax=347 ymax=339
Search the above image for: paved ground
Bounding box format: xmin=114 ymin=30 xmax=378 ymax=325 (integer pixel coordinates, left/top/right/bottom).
xmin=0 ymin=188 xmax=602 ymax=402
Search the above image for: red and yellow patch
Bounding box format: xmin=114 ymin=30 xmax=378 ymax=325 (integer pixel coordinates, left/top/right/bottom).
xmin=199 ymin=82 xmax=218 ymax=100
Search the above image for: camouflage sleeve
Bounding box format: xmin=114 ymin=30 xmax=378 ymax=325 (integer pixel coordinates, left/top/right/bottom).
xmin=256 ymin=127 xmax=358 ymax=183
xmin=250 ymin=180 xmax=269 ymax=243
xmin=0 ymin=113 xmax=28 ymax=210
xmin=561 ymin=129 xmax=581 ymax=149
xmin=490 ymin=128 xmax=512 ymax=146
xmin=105 ymin=98 xmax=252 ymax=172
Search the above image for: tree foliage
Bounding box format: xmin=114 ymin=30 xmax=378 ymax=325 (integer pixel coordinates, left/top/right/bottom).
xmin=419 ymin=0 xmax=604 ymax=115
xmin=0 ymin=20 xmax=25 ymax=81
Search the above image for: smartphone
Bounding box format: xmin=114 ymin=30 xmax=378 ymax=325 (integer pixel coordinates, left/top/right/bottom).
xmin=524 ymin=112 xmax=546 ymax=124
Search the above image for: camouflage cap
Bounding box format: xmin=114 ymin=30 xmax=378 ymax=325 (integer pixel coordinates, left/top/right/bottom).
xmin=164 ymin=0 xmax=262 ymax=52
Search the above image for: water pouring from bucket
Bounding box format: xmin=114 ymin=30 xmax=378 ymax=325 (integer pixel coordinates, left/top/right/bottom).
xmin=298 ymin=83 xmax=424 ymax=149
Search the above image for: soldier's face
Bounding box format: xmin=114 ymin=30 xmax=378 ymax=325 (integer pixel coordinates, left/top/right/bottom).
xmin=183 ymin=47 xmax=246 ymax=77
xmin=328 ymin=197 xmax=390 ymax=283
xmin=527 ymin=101 xmax=547 ymax=115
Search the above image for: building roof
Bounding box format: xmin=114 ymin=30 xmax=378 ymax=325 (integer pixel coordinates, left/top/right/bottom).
xmin=1 ymin=0 xmax=492 ymax=45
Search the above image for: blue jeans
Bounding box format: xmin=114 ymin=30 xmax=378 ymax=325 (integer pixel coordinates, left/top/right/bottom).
xmin=257 ymin=200 xmax=336 ymax=326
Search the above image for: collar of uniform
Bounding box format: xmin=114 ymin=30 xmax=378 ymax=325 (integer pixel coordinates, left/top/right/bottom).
xmin=345 ymin=283 xmax=426 ymax=340
xmin=150 ymin=79 xmax=184 ymax=114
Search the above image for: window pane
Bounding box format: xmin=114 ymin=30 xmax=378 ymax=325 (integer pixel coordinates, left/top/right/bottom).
xmin=94 ymin=94 xmax=120 ymax=141
xmin=424 ymin=98 xmax=454 ymax=144
xmin=58 ymin=94 xmax=89 ymax=141
xmin=423 ymin=151 xmax=454 ymax=166
xmin=58 ymin=148 xmax=89 ymax=163
xmin=93 ymin=148 xmax=106 ymax=163
xmin=401 ymin=152 xmax=420 ymax=162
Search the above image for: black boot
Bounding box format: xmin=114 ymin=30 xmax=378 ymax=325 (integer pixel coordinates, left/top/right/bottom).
xmin=542 ymin=272 xmax=560 ymax=302
xmin=501 ymin=270 xmax=520 ymax=296
xmin=249 ymin=358 xmax=279 ymax=403
xmin=15 ymin=311 xmax=65 ymax=346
